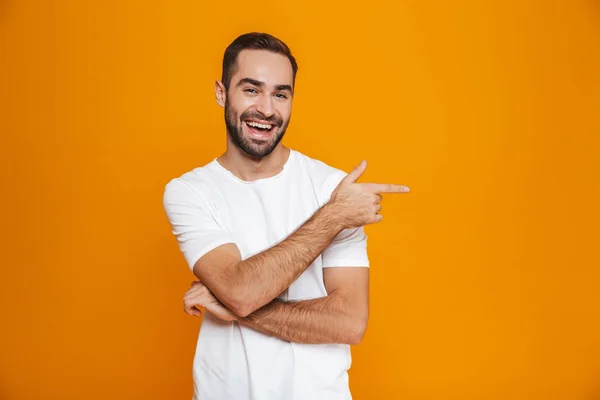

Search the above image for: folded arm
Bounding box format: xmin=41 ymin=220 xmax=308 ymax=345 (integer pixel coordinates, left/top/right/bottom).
xmin=165 ymin=161 xmax=381 ymax=319
xmin=191 ymin=203 xmax=342 ymax=317
xmin=184 ymin=266 xmax=370 ymax=345
xmin=239 ymin=267 xmax=369 ymax=345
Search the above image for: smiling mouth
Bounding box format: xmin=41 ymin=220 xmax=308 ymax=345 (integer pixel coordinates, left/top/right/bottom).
xmin=244 ymin=120 xmax=276 ymax=139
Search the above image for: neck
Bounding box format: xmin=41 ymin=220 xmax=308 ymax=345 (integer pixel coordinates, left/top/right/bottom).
xmin=217 ymin=142 xmax=291 ymax=182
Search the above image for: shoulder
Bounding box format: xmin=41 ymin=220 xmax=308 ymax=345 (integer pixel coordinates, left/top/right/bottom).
xmin=163 ymin=161 xmax=219 ymax=206
xmin=292 ymin=150 xmax=349 ymax=204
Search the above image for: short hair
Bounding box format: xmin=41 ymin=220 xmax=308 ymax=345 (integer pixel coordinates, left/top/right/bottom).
xmin=221 ymin=32 xmax=298 ymax=90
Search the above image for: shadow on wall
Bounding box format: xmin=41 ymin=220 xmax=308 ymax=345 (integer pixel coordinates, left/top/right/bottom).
xmin=591 ymin=0 xmax=600 ymax=18
xmin=0 ymin=382 xmax=10 ymax=400
xmin=590 ymin=378 xmax=600 ymax=400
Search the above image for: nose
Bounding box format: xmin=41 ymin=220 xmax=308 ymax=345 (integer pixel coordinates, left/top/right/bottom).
xmin=255 ymin=94 xmax=274 ymax=118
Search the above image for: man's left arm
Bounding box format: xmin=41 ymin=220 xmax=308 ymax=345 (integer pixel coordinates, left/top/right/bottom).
xmin=238 ymin=266 xmax=369 ymax=345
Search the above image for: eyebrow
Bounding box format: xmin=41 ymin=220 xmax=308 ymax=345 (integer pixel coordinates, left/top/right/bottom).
xmin=236 ymin=78 xmax=293 ymax=94
xmin=275 ymin=84 xmax=293 ymax=93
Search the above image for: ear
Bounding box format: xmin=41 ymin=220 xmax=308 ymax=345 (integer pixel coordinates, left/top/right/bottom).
xmin=215 ymin=80 xmax=226 ymax=108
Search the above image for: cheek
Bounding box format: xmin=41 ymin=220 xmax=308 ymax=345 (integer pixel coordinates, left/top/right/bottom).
xmin=239 ymin=97 xmax=256 ymax=108
xmin=228 ymin=95 xmax=256 ymax=116
xmin=235 ymin=93 xmax=260 ymax=109
xmin=277 ymin=103 xmax=292 ymax=120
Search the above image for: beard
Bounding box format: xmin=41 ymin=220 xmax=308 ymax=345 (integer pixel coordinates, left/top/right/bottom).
xmin=224 ymin=100 xmax=290 ymax=159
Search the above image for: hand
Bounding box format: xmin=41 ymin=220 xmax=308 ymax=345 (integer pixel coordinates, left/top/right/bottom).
xmin=183 ymin=281 xmax=239 ymax=322
xmin=328 ymin=160 xmax=410 ymax=228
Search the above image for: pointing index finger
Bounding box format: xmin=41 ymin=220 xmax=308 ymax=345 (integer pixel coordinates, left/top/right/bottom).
xmin=368 ymin=183 xmax=411 ymax=193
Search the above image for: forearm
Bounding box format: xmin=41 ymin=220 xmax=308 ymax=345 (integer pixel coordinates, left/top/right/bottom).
xmin=238 ymin=292 xmax=366 ymax=345
xmin=224 ymin=204 xmax=342 ymax=316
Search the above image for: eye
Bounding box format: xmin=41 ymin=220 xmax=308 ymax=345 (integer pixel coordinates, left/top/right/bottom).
xmin=244 ymin=88 xmax=258 ymax=94
xmin=275 ymin=93 xmax=288 ymax=99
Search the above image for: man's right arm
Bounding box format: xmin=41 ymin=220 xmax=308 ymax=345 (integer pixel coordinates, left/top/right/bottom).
xmin=166 ymin=160 xmax=409 ymax=318
xmin=189 ymin=160 xmax=410 ymax=317
xmin=192 ymin=202 xmax=342 ymax=318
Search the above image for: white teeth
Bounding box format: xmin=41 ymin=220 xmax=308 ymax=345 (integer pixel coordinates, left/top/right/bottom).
xmin=246 ymin=121 xmax=272 ymax=130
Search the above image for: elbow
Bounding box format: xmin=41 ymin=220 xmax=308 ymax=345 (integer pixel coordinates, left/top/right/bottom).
xmin=347 ymin=315 xmax=369 ymax=345
xmin=229 ymin=303 xmax=253 ymax=318
xmin=225 ymin=294 xmax=261 ymax=318
xmin=347 ymin=330 xmax=366 ymax=346
xmin=209 ymin=280 xmax=260 ymax=318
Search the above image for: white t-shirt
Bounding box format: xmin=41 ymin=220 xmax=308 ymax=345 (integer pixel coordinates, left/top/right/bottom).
xmin=163 ymin=148 xmax=370 ymax=400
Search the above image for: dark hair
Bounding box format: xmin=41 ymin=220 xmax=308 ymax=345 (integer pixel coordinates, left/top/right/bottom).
xmin=221 ymin=32 xmax=298 ymax=90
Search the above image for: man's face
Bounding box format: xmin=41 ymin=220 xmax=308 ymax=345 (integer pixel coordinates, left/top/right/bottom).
xmin=221 ymin=49 xmax=294 ymax=159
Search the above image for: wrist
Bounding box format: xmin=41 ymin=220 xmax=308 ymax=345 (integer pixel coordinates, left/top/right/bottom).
xmin=318 ymin=202 xmax=344 ymax=236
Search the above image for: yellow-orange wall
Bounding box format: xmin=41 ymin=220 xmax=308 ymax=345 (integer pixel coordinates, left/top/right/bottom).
xmin=1 ymin=1 xmax=599 ymax=399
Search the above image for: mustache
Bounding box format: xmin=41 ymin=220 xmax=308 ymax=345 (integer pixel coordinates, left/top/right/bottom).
xmin=240 ymin=111 xmax=283 ymax=127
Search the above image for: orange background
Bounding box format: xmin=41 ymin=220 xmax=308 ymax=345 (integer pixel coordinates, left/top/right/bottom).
xmin=1 ymin=1 xmax=599 ymax=399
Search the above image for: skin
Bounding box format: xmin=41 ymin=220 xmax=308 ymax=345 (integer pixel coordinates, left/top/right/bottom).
xmin=215 ymin=49 xmax=294 ymax=182
xmin=182 ymin=49 xmax=410 ymax=345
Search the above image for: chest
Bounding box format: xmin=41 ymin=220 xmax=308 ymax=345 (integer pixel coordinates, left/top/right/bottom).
xmin=212 ymin=175 xmax=322 ymax=259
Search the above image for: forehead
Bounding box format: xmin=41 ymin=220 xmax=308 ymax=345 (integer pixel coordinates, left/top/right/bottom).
xmin=232 ymin=49 xmax=294 ymax=88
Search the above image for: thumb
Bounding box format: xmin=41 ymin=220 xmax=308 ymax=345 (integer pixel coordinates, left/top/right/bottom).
xmin=343 ymin=160 xmax=367 ymax=184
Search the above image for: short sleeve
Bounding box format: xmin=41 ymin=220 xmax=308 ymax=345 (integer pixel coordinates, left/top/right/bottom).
xmin=318 ymin=168 xmax=370 ymax=268
xmin=163 ymin=178 xmax=235 ymax=271
xmin=321 ymin=226 xmax=370 ymax=268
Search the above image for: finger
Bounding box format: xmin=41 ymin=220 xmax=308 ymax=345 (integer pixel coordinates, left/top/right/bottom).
xmin=185 ymin=306 xmax=202 ymax=317
xmin=374 ymin=204 xmax=382 ymax=213
xmin=190 ymin=307 xmax=202 ymax=317
xmin=184 ymin=302 xmax=195 ymax=315
xmin=183 ymin=292 xmax=198 ymax=302
xmin=184 ymin=286 xmax=202 ymax=297
xmin=184 ymin=289 xmax=203 ymax=303
xmin=368 ymin=183 xmax=410 ymax=194
xmin=184 ymin=299 xmax=204 ymax=315
xmin=343 ymin=160 xmax=367 ymax=184
xmin=374 ymin=194 xmax=383 ymax=204
xmin=189 ymin=284 xmax=207 ymax=296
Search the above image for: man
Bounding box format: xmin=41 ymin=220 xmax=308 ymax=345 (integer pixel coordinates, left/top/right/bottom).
xmin=163 ymin=32 xmax=410 ymax=400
